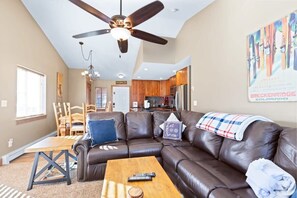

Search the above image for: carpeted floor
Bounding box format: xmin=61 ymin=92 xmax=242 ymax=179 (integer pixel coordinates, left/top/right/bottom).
xmin=0 ymin=161 xmax=103 ymax=198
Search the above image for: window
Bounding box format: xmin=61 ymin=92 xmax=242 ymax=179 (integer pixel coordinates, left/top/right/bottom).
xmin=16 ymin=66 xmax=46 ymax=118
xmin=95 ymin=87 xmax=107 ymax=108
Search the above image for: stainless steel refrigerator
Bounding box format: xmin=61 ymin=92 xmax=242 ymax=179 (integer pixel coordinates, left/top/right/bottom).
xmin=175 ymin=84 xmax=190 ymax=111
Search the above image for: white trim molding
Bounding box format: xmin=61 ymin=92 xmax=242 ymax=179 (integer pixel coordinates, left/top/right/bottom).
xmin=1 ymin=131 xmax=56 ymax=165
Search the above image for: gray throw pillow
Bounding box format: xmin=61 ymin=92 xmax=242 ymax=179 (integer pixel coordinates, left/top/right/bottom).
xmin=163 ymin=121 xmax=182 ymax=141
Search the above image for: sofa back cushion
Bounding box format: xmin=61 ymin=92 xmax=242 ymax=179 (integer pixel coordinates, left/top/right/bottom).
xmin=126 ymin=112 xmax=153 ymax=140
xmin=152 ymin=111 xmax=181 ymax=137
xmin=192 ymin=128 xmax=224 ymax=159
xmin=180 ymin=110 xmax=204 ymax=143
xmin=87 ymin=112 xmax=126 ymax=140
xmin=274 ymin=127 xmax=297 ymax=181
xmin=219 ymin=121 xmax=282 ymax=173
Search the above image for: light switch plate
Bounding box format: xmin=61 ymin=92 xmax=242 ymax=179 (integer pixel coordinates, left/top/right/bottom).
xmin=1 ymin=100 xmax=7 ymax=107
xmin=193 ymin=100 xmax=197 ymax=106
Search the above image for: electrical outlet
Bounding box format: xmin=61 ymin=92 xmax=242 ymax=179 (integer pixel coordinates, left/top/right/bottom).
xmin=8 ymin=138 xmax=13 ymax=148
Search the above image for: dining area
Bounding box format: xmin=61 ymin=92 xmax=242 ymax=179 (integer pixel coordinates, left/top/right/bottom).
xmin=52 ymin=102 xmax=112 ymax=136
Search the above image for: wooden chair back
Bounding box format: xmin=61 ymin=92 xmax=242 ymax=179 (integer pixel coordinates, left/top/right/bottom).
xmin=63 ymin=102 xmax=70 ymax=117
xmin=53 ymin=102 xmax=65 ymax=136
xmin=86 ymin=104 xmax=97 ymax=113
xmin=68 ymin=103 xmax=86 ymax=135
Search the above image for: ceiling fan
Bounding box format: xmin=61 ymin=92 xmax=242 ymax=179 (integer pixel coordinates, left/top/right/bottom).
xmin=69 ymin=0 xmax=168 ymax=53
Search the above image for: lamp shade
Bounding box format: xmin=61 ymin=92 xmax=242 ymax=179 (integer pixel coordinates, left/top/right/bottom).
xmin=110 ymin=27 xmax=131 ymax=41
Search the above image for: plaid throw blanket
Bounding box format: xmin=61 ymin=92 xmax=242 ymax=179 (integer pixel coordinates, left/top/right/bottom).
xmin=196 ymin=112 xmax=272 ymax=141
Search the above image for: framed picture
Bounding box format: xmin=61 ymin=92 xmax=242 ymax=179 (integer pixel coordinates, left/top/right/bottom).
xmin=57 ymin=72 xmax=63 ymax=101
xmin=247 ymin=10 xmax=297 ymax=102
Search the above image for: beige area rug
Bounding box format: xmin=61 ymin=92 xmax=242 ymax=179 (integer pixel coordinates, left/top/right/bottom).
xmin=0 ymin=161 xmax=103 ymax=198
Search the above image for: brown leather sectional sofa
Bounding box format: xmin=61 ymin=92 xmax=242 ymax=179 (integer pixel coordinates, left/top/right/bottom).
xmin=73 ymin=111 xmax=297 ymax=198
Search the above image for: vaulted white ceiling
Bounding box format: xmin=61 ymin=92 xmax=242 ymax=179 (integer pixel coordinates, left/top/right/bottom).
xmin=21 ymin=0 xmax=215 ymax=80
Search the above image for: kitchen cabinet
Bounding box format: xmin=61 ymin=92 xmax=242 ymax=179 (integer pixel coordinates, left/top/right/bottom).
xmin=131 ymin=79 xmax=171 ymax=106
xmin=169 ymin=76 xmax=176 ymax=87
xmin=176 ymin=67 xmax=188 ymax=86
xmin=159 ymin=80 xmax=170 ymax=96
xmin=131 ymin=80 xmax=145 ymax=107
xmin=145 ymin=80 xmax=160 ymax=96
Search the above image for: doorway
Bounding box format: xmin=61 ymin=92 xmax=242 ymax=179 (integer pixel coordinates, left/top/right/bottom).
xmin=112 ymin=86 xmax=130 ymax=113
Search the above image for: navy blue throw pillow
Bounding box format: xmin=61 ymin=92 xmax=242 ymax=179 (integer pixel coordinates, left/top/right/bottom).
xmin=88 ymin=119 xmax=117 ymax=146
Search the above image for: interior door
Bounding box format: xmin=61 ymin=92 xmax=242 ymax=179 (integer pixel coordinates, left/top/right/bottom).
xmin=112 ymin=86 xmax=130 ymax=113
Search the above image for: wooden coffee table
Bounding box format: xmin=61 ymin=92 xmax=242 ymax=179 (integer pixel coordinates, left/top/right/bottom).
xmin=25 ymin=136 xmax=81 ymax=190
xmin=101 ymin=156 xmax=181 ymax=198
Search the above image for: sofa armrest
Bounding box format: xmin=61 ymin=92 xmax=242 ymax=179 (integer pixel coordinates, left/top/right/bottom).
xmin=73 ymin=133 xmax=91 ymax=155
xmin=72 ymin=133 xmax=91 ymax=182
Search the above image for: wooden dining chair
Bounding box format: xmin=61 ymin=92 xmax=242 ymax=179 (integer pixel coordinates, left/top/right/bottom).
xmin=63 ymin=102 xmax=70 ymax=117
xmin=68 ymin=103 xmax=86 ymax=136
xmin=86 ymin=104 xmax=97 ymax=113
xmin=53 ymin=102 xmax=67 ymax=136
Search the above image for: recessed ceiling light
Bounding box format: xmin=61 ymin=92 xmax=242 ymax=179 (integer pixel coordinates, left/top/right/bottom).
xmin=171 ymin=8 xmax=179 ymax=12
xmin=144 ymin=68 xmax=148 ymax=71
xmin=160 ymin=77 xmax=163 ymax=80
xmin=117 ymin=73 xmax=125 ymax=79
xmin=173 ymin=70 xmax=177 ymax=73
xmin=137 ymin=76 xmax=141 ymax=79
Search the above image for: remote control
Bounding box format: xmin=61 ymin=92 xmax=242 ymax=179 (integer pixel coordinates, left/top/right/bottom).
xmin=133 ymin=172 xmax=156 ymax=177
xmin=128 ymin=176 xmax=152 ymax=182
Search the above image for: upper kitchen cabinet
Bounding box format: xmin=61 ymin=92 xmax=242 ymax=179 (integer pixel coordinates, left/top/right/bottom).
xmin=176 ymin=67 xmax=188 ymax=86
xmin=145 ymin=80 xmax=160 ymax=96
xmin=160 ymin=80 xmax=170 ymax=96
xmin=169 ymin=75 xmax=176 ymax=87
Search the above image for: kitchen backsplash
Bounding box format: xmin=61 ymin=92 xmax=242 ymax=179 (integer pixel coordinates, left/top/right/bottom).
xmin=145 ymin=96 xmax=175 ymax=108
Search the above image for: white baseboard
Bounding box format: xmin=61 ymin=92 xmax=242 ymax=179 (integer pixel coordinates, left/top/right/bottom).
xmin=1 ymin=131 xmax=57 ymax=165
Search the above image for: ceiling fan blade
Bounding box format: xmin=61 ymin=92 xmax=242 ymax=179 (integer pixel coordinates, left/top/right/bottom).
xmin=117 ymin=39 xmax=128 ymax=53
xmin=131 ymin=29 xmax=167 ymax=45
xmin=125 ymin=1 xmax=164 ymax=27
xmin=73 ymin=29 xmax=111 ymax=38
xmin=69 ymin=0 xmax=112 ymax=24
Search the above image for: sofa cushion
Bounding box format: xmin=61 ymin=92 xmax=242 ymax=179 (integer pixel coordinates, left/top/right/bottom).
xmin=161 ymin=146 xmax=188 ymax=170
xmin=176 ymin=146 xmax=215 ymax=162
xmin=209 ymin=188 xmax=242 ymax=198
xmin=87 ymin=140 xmax=128 ymax=165
xmin=128 ymin=138 xmax=162 ymax=157
xmin=274 ymin=127 xmax=297 ymax=181
xmin=192 ymin=128 xmax=223 ymax=159
xmin=126 ymin=112 xmax=153 ymax=140
xmin=177 ymin=160 xmax=227 ymax=197
xmin=88 ymin=119 xmax=117 ymax=146
xmin=219 ymin=121 xmax=282 ymax=173
xmin=152 ymin=111 xmax=181 ymax=137
xmin=155 ymin=136 xmax=191 ymax=147
xmin=194 ymin=159 xmax=249 ymax=189
xmin=87 ymin=112 xmax=126 ymax=140
xmin=232 ymin=188 xmax=257 ymax=198
xmin=181 ymin=110 xmax=204 ymax=143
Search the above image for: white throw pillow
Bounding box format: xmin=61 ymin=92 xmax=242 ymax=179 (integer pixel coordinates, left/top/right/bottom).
xmin=159 ymin=113 xmax=186 ymax=132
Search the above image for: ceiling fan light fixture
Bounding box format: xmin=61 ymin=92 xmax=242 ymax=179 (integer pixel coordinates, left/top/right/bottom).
xmin=110 ymin=27 xmax=131 ymax=40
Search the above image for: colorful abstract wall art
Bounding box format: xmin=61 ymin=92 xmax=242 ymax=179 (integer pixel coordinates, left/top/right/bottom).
xmin=247 ymin=11 xmax=297 ymax=102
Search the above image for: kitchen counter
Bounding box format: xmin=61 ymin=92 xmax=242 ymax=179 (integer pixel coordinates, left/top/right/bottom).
xmin=130 ymin=107 xmax=176 ymax=112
